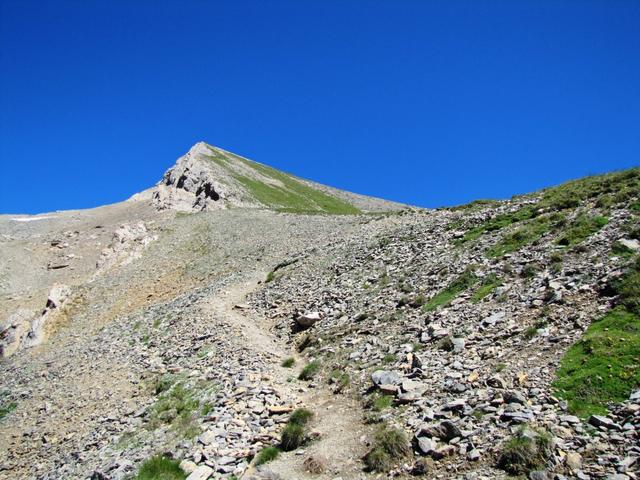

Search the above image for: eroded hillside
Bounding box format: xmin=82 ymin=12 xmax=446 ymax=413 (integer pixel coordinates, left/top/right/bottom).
xmin=0 ymin=145 xmax=638 ymax=480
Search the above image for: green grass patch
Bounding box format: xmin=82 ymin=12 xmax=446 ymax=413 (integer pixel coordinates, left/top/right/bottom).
xmin=557 ymin=213 xmax=608 ymax=247
xmin=147 ymin=383 xmax=200 ymax=438
xmin=279 ymin=408 xmax=314 ymax=451
xmin=553 ymin=307 xmax=640 ymax=416
xmin=609 ymin=256 xmax=640 ymax=314
xmin=471 ymin=273 xmax=502 ymax=303
xmin=281 ymin=357 xmax=295 ymax=368
xmin=135 ymin=455 xmax=186 ymax=480
xmin=0 ymin=400 xmax=16 ymax=421
xmin=255 ymin=446 xmax=280 ymax=466
xmin=449 ymin=199 xmax=501 ymax=211
xmin=382 ymin=353 xmax=396 ymax=364
xmin=298 ymin=360 xmax=321 ymax=380
xmin=486 ymin=213 xmax=565 ymax=257
xmin=612 ymin=240 xmax=637 ymax=259
xmin=225 ymin=153 xmax=360 ymax=214
xmin=423 ymin=268 xmax=478 ymax=311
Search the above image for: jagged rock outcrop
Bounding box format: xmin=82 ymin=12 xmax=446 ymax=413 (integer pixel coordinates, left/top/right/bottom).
xmin=0 ymin=284 xmax=71 ymax=357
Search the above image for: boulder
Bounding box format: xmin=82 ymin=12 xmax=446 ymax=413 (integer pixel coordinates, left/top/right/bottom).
xmin=371 ymin=370 xmax=402 ymax=388
xmin=296 ymin=311 xmax=322 ymax=329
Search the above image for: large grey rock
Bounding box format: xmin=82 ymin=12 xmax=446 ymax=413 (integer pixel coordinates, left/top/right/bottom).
xmin=371 ymin=370 xmax=402 ymax=387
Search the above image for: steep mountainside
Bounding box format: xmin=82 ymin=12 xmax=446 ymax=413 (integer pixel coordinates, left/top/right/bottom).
xmin=0 ymin=144 xmax=638 ymax=480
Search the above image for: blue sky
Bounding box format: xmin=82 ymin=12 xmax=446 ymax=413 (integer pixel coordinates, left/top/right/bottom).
xmin=1 ymin=0 xmax=639 ymax=214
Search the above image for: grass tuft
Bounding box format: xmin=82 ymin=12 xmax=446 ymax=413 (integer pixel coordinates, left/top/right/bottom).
xmin=497 ymin=427 xmax=552 ymax=475
xmin=255 ymin=446 xmax=280 ymax=466
xmin=364 ymin=425 xmax=411 ymax=472
xmin=298 ymin=361 xmax=321 ymax=380
xmin=281 ymin=357 xmax=295 ymax=368
xmin=557 ymin=213 xmax=608 ymax=247
xmin=135 ymin=455 xmax=186 ymax=480
xmin=289 ymin=408 xmax=314 ymax=426
xmin=281 ymin=423 xmax=306 ymax=451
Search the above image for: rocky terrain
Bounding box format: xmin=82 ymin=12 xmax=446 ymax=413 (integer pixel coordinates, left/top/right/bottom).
xmin=0 ymin=142 xmax=638 ymax=480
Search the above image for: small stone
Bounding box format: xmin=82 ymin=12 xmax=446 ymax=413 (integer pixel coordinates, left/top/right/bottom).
xmin=589 ymin=414 xmax=620 ymax=430
xmin=180 ymin=460 xmax=197 ymax=474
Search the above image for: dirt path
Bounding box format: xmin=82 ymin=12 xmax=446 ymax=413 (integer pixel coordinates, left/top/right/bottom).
xmin=201 ymin=272 xmax=370 ymax=480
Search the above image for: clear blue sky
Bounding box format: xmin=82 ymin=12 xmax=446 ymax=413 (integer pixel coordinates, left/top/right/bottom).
xmin=1 ymin=1 xmax=639 ymax=214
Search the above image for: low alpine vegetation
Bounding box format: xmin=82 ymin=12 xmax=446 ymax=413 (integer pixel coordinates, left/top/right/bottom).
xmin=554 ymin=256 xmax=640 ymax=416
xmin=298 ymin=360 xmax=321 ymax=380
xmin=281 ymin=357 xmax=295 ymax=368
xmin=280 ymin=408 xmax=314 ymax=451
xmin=471 ymin=273 xmax=501 ymax=303
xmin=497 ymin=426 xmax=552 ymax=475
xmin=423 ymin=267 xmax=478 ymax=311
xmin=254 ymin=446 xmax=280 ymax=466
xmin=363 ymin=425 xmax=411 ymax=472
xmin=135 ymin=455 xmax=185 ymax=480
xmin=147 ymin=382 xmax=199 ymax=438
xmin=557 ymin=213 xmax=608 ymax=247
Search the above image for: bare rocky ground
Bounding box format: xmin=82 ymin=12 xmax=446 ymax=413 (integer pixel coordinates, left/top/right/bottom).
xmin=0 ymin=144 xmax=638 ymax=480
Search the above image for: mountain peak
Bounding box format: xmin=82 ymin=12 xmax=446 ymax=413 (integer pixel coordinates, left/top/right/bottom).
xmin=144 ymin=142 xmax=403 ymax=214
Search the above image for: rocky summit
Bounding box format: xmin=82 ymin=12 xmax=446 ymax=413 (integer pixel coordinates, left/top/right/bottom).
xmin=0 ymin=143 xmax=638 ymax=480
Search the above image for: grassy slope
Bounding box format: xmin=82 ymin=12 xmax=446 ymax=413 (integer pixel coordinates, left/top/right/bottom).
xmin=553 ymin=307 xmax=639 ymax=416
xmin=450 ymin=167 xmax=640 ymax=416
xmin=206 ymin=146 xmax=361 ymax=214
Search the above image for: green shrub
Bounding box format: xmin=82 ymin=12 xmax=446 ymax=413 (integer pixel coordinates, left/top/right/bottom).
xmin=298 ymin=361 xmax=321 ymax=380
xmin=135 ymin=455 xmax=185 ymax=480
xmin=255 ymin=446 xmax=280 ymax=466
